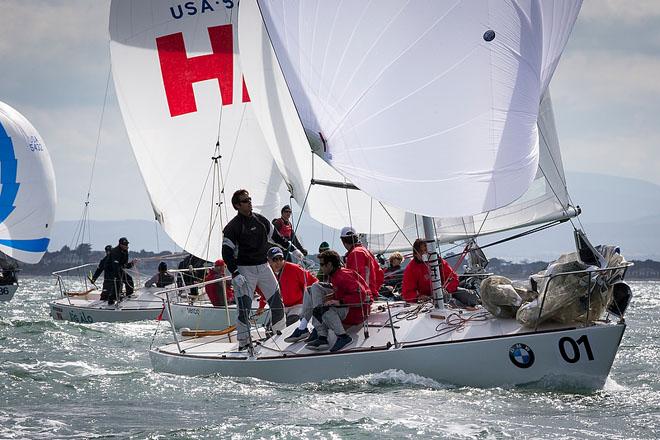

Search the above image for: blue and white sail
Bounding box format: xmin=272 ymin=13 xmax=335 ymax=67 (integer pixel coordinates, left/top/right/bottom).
xmin=0 ymin=101 xmax=56 ymax=264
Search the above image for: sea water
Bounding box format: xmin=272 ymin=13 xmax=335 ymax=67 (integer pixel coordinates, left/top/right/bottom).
xmin=1 ymin=278 xmax=658 ymax=439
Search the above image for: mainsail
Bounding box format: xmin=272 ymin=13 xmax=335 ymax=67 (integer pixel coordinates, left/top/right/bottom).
xmin=369 ymin=90 xmax=580 ymax=252
xmin=239 ymin=0 xmax=581 ymax=219
xmin=109 ymin=0 xmax=288 ymax=261
xmin=0 ymin=101 xmax=56 ymax=264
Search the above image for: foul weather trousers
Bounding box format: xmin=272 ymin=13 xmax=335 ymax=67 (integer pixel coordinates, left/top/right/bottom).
xmin=233 ymin=263 xmax=286 ymax=344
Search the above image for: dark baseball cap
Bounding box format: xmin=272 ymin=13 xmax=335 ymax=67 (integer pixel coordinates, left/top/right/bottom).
xmin=104 ymin=244 xmax=112 ymax=252
xmin=267 ymin=246 xmax=284 ymax=260
xmin=281 ymin=205 xmax=292 ymax=213
xmin=118 ymin=237 xmax=129 ymax=245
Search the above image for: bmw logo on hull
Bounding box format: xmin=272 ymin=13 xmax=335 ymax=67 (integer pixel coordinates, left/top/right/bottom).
xmin=509 ymin=343 xmax=535 ymax=368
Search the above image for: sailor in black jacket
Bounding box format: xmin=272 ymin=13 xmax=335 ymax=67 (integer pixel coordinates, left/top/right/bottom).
xmin=222 ymin=189 xmax=304 ymax=350
xmin=103 ymin=237 xmax=135 ymax=305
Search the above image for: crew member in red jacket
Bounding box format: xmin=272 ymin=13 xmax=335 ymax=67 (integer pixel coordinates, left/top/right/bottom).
xmin=204 ymin=259 xmax=234 ymax=306
xmin=340 ymin=226 xmax=383 ymax=300
xmin=267 ymin=247 xmax=317 ymax=324
xmin=304 ymin=250 xmax=371 ymax=352
xmin=272 ymin=205 xmax=308 ymax=260
xmin=402 ymin=239 xmax=479 ymax=307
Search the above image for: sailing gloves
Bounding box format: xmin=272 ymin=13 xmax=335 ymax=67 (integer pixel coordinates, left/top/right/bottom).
xmin=291 ymin=249 xmax=305 ymax=262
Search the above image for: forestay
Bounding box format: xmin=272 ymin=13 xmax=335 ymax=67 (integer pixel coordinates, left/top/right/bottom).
xmin=109 ymin=0 xmax=288 ymax=261
xmin=0 ymin=101 xmax=56 ymax=264
xmin=369 ymin=91 xmax=579 ymax=252
xmin=240 ymin=0 xmax=581 ymax=218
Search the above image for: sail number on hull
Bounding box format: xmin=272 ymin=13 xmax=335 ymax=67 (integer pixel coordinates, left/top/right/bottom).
xmin=558 ymin=335 xmax=594 ymax=363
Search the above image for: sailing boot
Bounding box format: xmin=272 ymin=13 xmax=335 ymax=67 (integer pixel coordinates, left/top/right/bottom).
xmin=305 ymin=336 xmax=329 ymax=351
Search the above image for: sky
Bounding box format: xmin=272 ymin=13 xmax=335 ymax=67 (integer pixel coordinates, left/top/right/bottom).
xmin=0 ymin=0 xmax=659 ymax=229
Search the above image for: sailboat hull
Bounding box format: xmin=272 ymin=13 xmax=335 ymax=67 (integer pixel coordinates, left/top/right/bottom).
xmin=163 ymin=300 xmax=268 ymax=330
xmin=0 ymin=284 xmax=18 ymax=302
xmin=150 ymin=319 xmax=625 ymax=389
xmin=49 ymin=289 xmax=167 ymax=323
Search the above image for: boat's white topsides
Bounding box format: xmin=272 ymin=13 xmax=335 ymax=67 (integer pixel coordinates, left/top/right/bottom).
xmin=150 ymin=301 xmax=625 ymax=387
xmin=49 ymin=287 xmax=171 ymax=323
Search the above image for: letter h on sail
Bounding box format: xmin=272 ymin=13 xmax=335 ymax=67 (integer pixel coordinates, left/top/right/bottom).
xmin=156 ymin=24 xmax=250 ymax=117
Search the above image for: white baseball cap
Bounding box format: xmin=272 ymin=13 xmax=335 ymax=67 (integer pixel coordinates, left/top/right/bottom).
xmin=340 ymin=226 xmax=357 ymax=238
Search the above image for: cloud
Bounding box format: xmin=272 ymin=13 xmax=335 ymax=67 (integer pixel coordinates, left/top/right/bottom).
xmin=579 ymin=0 xmax=660 ymax=24
xmin=0 ymin=1 xmax=111 ymax=109
xmin=562 ymin=134 xmax=660 ymax=186
xmin=553 ymin=51 xmax=660 ymax=106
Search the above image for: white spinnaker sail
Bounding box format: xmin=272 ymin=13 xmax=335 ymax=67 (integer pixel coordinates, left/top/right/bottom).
xmin=238 ymin=0 xmax=407 ymax=233
xmin=368 ymin=90 xmax=578 ymax=253
xmin=0 ymin=101 xmax=56 ymax=264
xmin=241 ymin=0 xmax=581 ymax=219
xmin=109 ymin=0 xmax=288 ymax=261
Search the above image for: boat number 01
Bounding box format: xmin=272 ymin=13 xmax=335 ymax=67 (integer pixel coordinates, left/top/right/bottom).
xmin=558 ymin=335 xmax=594 ymax=363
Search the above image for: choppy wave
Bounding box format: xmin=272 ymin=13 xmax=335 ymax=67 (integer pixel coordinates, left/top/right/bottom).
xmin=1 ymin=277 xmax=658 ymax=439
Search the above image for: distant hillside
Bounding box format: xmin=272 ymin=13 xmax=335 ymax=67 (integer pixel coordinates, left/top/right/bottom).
xmin=16 ymin=246 xmax=660 ymax=281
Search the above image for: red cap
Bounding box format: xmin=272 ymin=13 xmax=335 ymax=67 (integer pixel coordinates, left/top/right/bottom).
xmin=214 ymin=259 xmax=225 ymax=267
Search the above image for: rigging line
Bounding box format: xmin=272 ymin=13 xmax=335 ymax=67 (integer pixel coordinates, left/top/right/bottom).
xmin=206 ymin=176 xmax=227 ymax=258
xmin=215 ymin=141 xmax=228 ymax=246
xmin=538 ymin=119 xmax=571 ymax=199
xmin=538 ymin=163 xmax=583 ymax=233
xmin=218 ymin=104 xmax=247 ymax=193
xmin=537 ymin=118 xmax=584 ymax=233
xmin=478 ymin=219 xmax=566 ymax=251
xmin=215 ymin=140 xmax=230 ymax=222
xmin=345 ymin=179 xmax=353 ymax=228
xmin=414 ymin=214 xmax=420 ymax=238
xmin=70 ymin=205 xmax=89 ymax=249
xmin=378 ymin=201 xmax=414 ymax=250
xmin=292 ymin=149 xmax=315 ymax=245
xmin=85 ymin=63 xmax=112 ymax=201
xmin=472 ymin=211 xmax=491 ymax=242
xmin=382 ymin=229 xmax=402 ymax=254
xmin=293 ymin=182 xmax=313 ymax=238
xmin=182 ymin=158 xmax=217 ymax=252
xmin=205 ymin=155 xmax=219 ymax=263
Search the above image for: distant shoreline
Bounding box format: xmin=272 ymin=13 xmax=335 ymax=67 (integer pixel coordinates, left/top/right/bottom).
xmin=11 ymin=246 xmax=660 ymax=281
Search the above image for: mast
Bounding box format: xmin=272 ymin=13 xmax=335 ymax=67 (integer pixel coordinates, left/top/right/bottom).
xmin=422 ymin=216 xmax=445 ymax=311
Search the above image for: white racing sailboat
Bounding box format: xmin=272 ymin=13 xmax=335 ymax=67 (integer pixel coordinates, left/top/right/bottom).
xmin=88 ymin=0 xmax=411 ymax=328
xmin=0 ymin=101 xmax=56 ymax=302
xmin=148 ymin=0 xmax=634 ymax=389
xmin=50 ymin=0 xmax=291 ymax=323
